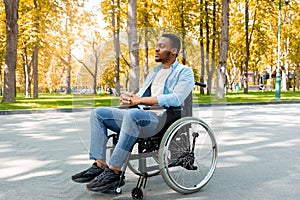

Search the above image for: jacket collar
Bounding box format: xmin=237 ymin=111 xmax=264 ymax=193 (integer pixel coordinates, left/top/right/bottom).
xmin=155 ymin=59 xmax=179 ymax=71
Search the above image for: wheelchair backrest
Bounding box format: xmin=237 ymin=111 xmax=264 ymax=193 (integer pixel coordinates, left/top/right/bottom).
xmin=182 ymin=92 xmax=192 ymax=117
xmin=153 ymin=92 xmax=192 ymax=138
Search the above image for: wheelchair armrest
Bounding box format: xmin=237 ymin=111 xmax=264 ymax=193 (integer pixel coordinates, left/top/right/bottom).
xmin=117 ymin=105 xmax=166 ymax=110
xmin=118 ymin=104 xmax=183 ymax=112
xmin=195 ymin=81 xmax=206 ymax=88
xmin=117 ymin=105 xmax=134 ymax=109
xmin=142 ymin=105 xmax=182 ymax=112
xmin=141 ymin=105 xmax=163 ymax=110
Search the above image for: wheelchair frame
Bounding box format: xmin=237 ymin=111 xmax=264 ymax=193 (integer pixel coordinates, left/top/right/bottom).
xmin=105 ymin=83 xmax=218 ymax=199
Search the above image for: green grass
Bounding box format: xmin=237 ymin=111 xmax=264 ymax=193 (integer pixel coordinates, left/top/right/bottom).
xmin=1 ymin=90 xmax=300 ymax=110
xmin=193 ymin=90 xmax=300 ymax=104
xmin=0 ymin=93 xmax=119 ymax=110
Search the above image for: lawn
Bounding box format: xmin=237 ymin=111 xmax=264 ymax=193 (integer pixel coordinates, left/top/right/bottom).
xmin=0 ymin=93 xmax=119 ymax=110
xmin=0 ymin=90 xmax=300 ymax=110
xmin=193 ymin=90 xmax=300 ymax=104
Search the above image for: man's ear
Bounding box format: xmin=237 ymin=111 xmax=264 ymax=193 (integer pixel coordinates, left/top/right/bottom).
xmin=171 ymin=48 xmax=177 ymax=55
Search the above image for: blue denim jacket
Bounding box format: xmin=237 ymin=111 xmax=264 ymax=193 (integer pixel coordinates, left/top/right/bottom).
xmin=136 ymin=59 xmax=194 ymax=107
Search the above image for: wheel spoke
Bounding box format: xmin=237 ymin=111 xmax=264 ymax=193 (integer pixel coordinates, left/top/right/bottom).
xmin=159 ymin=117 xmax=218 ymax=194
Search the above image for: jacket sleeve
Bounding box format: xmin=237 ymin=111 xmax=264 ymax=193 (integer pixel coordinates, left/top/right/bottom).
xmin=157 ymin=67 xmax=194 ymax=107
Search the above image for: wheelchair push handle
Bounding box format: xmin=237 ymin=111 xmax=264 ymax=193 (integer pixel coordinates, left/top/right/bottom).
xmin=195 ymin=81 xmax=206 ymax=88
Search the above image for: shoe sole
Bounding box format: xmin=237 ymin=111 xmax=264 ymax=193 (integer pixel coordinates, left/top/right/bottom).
xmin=87 ymin=180 xmax=125 ymax=193
xmin=72 ymin=177 xmax=95 ymax=183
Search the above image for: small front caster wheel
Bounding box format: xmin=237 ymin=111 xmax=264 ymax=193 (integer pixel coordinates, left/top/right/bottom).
xmin=131 ymin=187 xmax=146 ymax=200
xmin=115 ymin=187 xmax=122 ymax=194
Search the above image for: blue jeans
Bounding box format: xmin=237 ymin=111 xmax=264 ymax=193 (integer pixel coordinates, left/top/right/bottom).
xmin=89 ymin=107 xmax=162 ymax=168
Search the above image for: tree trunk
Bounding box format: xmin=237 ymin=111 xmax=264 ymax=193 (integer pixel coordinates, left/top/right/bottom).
xmin=244 ymin=0 xmax=249 ymax=94
xmin=144 ymin=28 xmax=149 ymax=81
xmin=180 ymin=2 xmax=186 ymax=65
xmin=33 ymin=0 xmax=39 ymax=98
xmin=93 ymin=40 xmax=98 ymax=95
xmin=2 ymin=0 xmax=20 ymax=103
xmin=143 ymin=2 xmax=149 ymax=81
xmin=210 ymin=0 xmax=217 ymax=94
xmin=21 ymin=48 xmax=32 ymax=98
xmin=33 ymin=44 xmax=39 ymax=98
xmin=128 ymin=0 xmax=139 ymax=93
xmin=216 ymin=0 xmax=229 ymax=99
xmin=199 ymin=0 xmax=205 ymax=95
xmin=65 ymin=48 xmax=71 ymax=94
xmin=112 ymin=0 xmax=121 ymax=96
xmin=205 ymin=0 xmax=210 ymax=95
xmin=230 ymin=51 xmax=238 ymax=91
xmin=181 ymin=35 xmax=186 ymax=65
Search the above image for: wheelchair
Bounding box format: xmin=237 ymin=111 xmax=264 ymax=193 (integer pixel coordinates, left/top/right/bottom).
xmin=106 ymin=82 xmax=218 ymax=199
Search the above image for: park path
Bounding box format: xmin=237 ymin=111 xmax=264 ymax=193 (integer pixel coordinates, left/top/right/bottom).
xmin=0 ymin=104 xmax=299 ymax=200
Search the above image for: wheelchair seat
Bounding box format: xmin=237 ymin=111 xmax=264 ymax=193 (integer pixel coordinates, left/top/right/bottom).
xmin=136 ymin=92 xmax=193 ymax=153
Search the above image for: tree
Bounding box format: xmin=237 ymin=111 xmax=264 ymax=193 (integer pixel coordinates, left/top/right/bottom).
xmin=289 ymin=5 xmax=300 ymax=66
xmin=48 ymin=0 xmax=86 ymax=94
xmin=141 ymin=1 xmax=150 ymax=81
xmin=1 ymin=0 xmax=299 ymax=99
xmin=199 ymin=0 xmax=205 ymax=95
xmin=32 ymin=0 xmax=39 ymax=98
xmin=164 ymin=0 xmax=198 ymax=64
xmin=18 ymin=0 xmax=40 ymax=98
xmin=101 ymin=0 xmax=127 ymax=95
xmin=2 ymin=0 xmax=20 ymax=103
xmin=244 ymin=0 xmax=250 ymax=94
xmin=112 ymin=0 xmax=121 ymax=95
xmin=73 ymin=38 xmax=101 ymax=95
xmin=136 ymin=0 xmax=162 ymax=81
xmin=205 ymin=0 xmax=217 ymax=95
xmin=128 ymin=0 xmax=139 ymax=93
xmin=0 ymin=2 xmax=5 ymax=96
xmin=209 ymin=0 xmax=219 ymax=95
xmin=244 ymin=0 xmax=258 ymax=94
xmin=216 ymin=0 xmax=229 ymax=98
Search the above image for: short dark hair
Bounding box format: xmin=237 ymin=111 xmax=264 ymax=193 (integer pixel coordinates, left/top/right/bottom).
xmin=161 ymin=33 xmax=181 ymax=56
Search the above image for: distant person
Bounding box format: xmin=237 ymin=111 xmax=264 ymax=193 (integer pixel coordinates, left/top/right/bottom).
xmin=97 ymin=88 xmax=102 ymax=95
xmin=107 ymin=88 xmax=113 ymax=94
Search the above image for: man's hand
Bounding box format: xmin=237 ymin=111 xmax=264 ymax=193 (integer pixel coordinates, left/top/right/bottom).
xmin=120 ymin=92 xmax=158 ymax=106
xmin=120 ymin=92 xmax=131 ymax=105
xmin=120 ymin=92 xmax=140 ymax=106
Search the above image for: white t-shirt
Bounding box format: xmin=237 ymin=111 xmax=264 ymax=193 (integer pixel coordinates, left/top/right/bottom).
xmin=151 ymin=68 xmax=171 ymax=97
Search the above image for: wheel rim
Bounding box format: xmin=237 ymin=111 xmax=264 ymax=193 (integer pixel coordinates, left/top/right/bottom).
xmin=159 ymin=117 xmax=218 ymax=194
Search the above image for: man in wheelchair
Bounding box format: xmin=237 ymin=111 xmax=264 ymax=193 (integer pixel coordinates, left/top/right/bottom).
xmin=71 ymin=33 xmax=194 ymax=193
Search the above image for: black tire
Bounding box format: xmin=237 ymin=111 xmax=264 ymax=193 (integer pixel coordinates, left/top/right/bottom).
xmin=158 ymin=117 xmax=218 ymax=194
xmin=131 ymin=187 xmax=146 ymax=200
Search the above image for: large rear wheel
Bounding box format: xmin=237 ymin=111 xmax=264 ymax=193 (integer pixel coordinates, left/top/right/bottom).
xmin=159 ymin=117 xmax=218 ymax=194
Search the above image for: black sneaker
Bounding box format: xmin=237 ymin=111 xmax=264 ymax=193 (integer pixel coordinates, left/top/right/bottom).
xmin=86 ymin=166 xmax=125 ymax=192
xmin=71 ymin=163 xmax=105 ymax=183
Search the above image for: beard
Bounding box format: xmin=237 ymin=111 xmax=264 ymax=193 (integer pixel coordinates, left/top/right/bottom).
xmin=155 ymin=52 xmax=171 ymax=63
xmin=155 ymin=58 xmax=162 ymax=62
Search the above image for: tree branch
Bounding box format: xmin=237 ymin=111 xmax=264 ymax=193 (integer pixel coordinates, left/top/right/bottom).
xmin=71 ymin=54 xmax=95 ymax=78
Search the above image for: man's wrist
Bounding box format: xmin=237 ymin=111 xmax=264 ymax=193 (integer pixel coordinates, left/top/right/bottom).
xmin=138 ymin=97 xmax=143 ymax=105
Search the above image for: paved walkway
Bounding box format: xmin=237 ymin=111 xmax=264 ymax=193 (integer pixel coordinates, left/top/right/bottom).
xmin=0 ymin=104 xmax=299 ymax=199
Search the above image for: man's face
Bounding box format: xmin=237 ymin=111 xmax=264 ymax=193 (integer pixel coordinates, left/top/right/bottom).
xmin=155 ymin=37 xmax=175 ymax=63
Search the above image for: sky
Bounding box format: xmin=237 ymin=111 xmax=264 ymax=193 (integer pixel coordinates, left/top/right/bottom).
xmin=72 ymin=0 xmax=108 ymax=59
xmin=84 ymin=0 xmax=106 ymax=28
